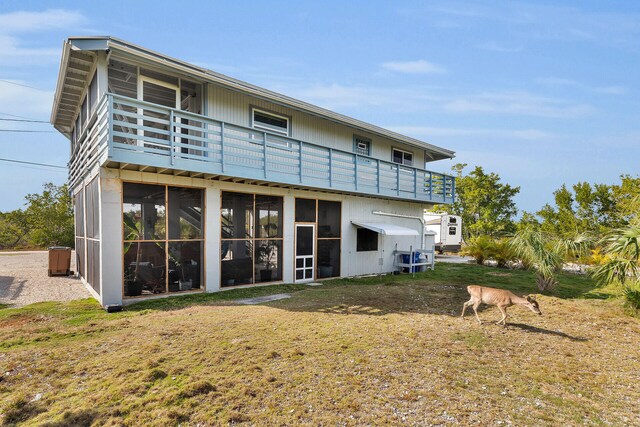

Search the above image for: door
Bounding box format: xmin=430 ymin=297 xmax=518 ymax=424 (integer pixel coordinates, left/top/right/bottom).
xmin=138 ymin=77 xmax=179 ymax=149
xmin=295 ymin=224 xmax=315 ymax=283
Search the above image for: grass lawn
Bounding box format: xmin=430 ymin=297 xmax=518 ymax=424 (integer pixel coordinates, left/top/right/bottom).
xmin=1 ymin=263 xmax=639 ymax=426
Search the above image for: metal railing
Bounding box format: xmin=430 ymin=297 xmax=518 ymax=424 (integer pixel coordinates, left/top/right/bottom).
xmin=70 ymin=93 xmax=455 ymax=203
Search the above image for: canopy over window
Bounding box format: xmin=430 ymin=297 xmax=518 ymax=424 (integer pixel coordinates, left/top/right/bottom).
xmin=351 ymin=221 xmax=419 ymax=236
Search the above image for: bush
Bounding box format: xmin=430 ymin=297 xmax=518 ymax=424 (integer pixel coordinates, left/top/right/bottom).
xmin=493 ymin=238 xmax=516 ymax=268
xmin=623 ymin=284 xmax=640 ymax=311
xmin=461 ymin=235 xmax=495 ymax=265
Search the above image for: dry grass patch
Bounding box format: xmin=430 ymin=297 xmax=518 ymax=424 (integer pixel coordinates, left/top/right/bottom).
xmin=0 ymin=264 xmax=639 ymax=425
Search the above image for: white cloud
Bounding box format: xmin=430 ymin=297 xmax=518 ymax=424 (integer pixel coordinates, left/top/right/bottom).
xmin=443 ymin=91 xmax=595 ymax=118
xmin=0 ymin=9 xmax=84 ymax=34
xmin=476 ymin=42 xmax=523 ymax=53
xmin=536 ymin=77 xmax=628 ymax=96
xmin=0 ymin=35 xmax=59 ymax=63
xmin=388 ymin=125 xmax=552 ymax=142
xmin=381 ymin=59 xmax=445 ymax=74
xmin=594 ymin=86 xmax=627 ymax=95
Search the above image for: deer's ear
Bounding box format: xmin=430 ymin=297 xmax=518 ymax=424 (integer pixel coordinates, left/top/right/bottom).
xmin=526 ymin=295 xmax=533 ymax=302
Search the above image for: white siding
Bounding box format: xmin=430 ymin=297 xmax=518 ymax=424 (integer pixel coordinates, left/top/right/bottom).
xmin=207 ymin=84 xmax=427 ymax=166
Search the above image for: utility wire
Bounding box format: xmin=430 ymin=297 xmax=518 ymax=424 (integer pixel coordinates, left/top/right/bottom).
xmin=0 ymin=118 xmax=50 ymax=124
xmin=0 ymin=112 xmax=37 ymax=120
xmin=0 ymin=157 xmax=67 ymax=169
xmin=0 ymin=129 xmax=55 ymax=133
xmin=0 ymin=79 xmax=41 ymax=90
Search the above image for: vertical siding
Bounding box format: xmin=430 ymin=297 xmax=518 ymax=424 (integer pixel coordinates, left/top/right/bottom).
xmin=207 ymin=84 xmax=428 ymax=165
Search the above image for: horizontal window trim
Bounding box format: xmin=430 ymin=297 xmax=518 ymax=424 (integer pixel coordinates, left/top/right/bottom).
xmin=124 ymin=239 xmax=204 ymax=243
xmin=251 ymin=106 xmax=290 ymax=136
xmin=220 ymin=238 xmax=284 ymax=241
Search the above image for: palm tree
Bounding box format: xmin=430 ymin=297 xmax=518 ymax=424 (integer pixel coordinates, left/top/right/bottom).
xmin=592 ymin=225 xmax=640 ymax=286
xmin=509 ymin=227 xmax=592 ymax=291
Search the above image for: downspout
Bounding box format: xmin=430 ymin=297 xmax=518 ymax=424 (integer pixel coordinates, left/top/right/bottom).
xmin=371 ymin=210 xmax=426 ymax=249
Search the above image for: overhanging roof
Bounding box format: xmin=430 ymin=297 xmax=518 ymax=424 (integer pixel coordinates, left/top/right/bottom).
xmin=352 ymin=221 xmax=419 ymax=236
xmin=51 ymin=36 xmax=456 ymax=160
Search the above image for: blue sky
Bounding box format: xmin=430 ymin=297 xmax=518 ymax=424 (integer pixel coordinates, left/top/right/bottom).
xmin=0 ymin=1 xmax=638 ymax=214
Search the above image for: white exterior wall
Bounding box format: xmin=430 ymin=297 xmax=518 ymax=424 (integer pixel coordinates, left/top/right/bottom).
xmin=207 ymin=84 xmax=429 ymax=166
xmin=99 ymin=169 xmax=124 ymax=306
xmin=93 ymin=169 xmax=433 ymax=305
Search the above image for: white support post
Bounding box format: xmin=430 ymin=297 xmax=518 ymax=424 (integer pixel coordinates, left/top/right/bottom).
xmin=99 ymin=169 xmax=123 ymax=307
xmin=205 ymin=186 xmax=221 ymax=292
xmin=282 ymin=194 xmax=295 ymax=284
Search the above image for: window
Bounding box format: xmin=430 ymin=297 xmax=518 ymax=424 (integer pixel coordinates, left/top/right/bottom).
xmin=221 ymin=192 xmax=284 ymax=286
xmin=89 ymin=73 xmax=98 ymax=114
xmin=449 ymin=226 xmax=457 ymax=235
xmin=252 ymin=108 xmax=289 ymax=135
xmin=108 ymin=59 xmax=137 ymax=98
xmin=392 ymin=148 xmax=413 ymax=166
xmin=357 ymin=228 xmax=378 ymax=252
xmin=295 ymin=198 xmax=316 ymax=222
xmin=353 ymin=135 xmax=371 ymax=156
xmin=449 ymin=217 xmax=457 ymax=224
xmin=123 ymin=183 xmax=204 ymax=297
xmin=80 ymin=96 xmax=87 ymax=131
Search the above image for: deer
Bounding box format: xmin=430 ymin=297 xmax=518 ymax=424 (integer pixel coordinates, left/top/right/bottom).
xmin=461 ymin=285 xmax=542 ymax=326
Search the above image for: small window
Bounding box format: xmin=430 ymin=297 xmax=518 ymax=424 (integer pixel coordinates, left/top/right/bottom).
xmin=357 ymin=228 xmax=378 ymax=252
xmin=449 ymin=226 xmax=457 ymax=235
xmin=392 ymin=148 xmax=413 ymax=166
xmin=449 ymin=217 xmax=457 ymax=224
xmin=89 ymin=74 xmax=98 ymax=113
xmin=252 ymin=108 xmax=289 ymax=135
xmin=353 ymin=135 xmax=371 ymax=156
xmin=80 ymin=96 xmax=87 ymax=130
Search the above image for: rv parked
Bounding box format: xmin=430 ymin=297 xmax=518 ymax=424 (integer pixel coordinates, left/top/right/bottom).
xmin=424 ymin=213 xmax=463 ymax=253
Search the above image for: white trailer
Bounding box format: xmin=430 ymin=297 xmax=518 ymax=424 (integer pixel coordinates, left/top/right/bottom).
xmin=424 ymin=213 xmax=463 ymax=253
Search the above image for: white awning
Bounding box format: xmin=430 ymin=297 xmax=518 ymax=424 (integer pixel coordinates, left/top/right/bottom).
xmin=351 ymin=221 xmax=419 ymax=236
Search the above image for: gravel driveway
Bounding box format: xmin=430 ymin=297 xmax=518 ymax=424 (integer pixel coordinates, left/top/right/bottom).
xmin=0 ymin=251 xmax=90 ymax=308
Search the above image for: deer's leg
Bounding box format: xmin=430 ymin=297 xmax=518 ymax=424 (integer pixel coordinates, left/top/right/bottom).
xmin=461 ymin=299 xmax=473 ymax=319
xmin=472 ymin=301 xmax=482 ymax=324
xmin=496 ymin=306 xmax=507 ymax=325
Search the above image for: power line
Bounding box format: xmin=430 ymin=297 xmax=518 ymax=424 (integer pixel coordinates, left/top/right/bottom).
xmin=0 ymin=79 xmax=41 ymax=91
xmin=0 ymin=129 xmax=55 ymax=133
xmin=0 ymin=118 xmax=50 ymax=124
xmin=0 ymin=112 xmax=37 ymax=120
xmin=0 ymin=157 xmax=67 ymax=169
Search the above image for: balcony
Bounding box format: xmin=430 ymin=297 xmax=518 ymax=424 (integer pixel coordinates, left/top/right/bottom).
xmin=70 ymin=93 xmax=455 ymax=204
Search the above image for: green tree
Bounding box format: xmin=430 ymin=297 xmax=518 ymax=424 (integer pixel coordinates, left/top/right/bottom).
xmin=444 ymin=163 xmax=520 ymax=239
xmin=538 ymin=179 xmax=630 ymax=237
xmin=612 ymin=175 xmax=640 ymax=226
xmin=23 ymin=183 xmax=74 ymax=248
xmin=0 ymin=210 xmax=30 ymax=249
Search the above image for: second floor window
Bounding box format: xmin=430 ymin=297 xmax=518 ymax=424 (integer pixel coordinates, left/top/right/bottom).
xmin=392 ymin=148 xmax=413 ymax=166
xmin=252 ymin=108 xmax=289 ymax=135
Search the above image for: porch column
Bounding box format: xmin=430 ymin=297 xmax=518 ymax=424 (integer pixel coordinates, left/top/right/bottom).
xmin=205 ymin=186 xmax=221 ymax=292
xmin=282 ymin=194 xmax=295 ymax=284
xmin=99 ymin=169 xmax=123 ymax=306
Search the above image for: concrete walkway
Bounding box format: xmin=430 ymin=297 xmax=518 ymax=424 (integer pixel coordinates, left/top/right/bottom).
xmin=0 ymin=251 xmax=90 ymax=308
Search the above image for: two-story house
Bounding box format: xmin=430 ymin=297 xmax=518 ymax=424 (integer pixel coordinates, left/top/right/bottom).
xmin=50 ymin=37 xmax=455 ymax=308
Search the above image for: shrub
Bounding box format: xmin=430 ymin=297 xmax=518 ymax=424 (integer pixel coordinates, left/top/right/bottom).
xmin=461 ymin=235 xmax=495 ymax=265
xmin=622 ymin=283 xmax=640 ymax=311
xmin=493 ymin=238 xmax=516 ymax=268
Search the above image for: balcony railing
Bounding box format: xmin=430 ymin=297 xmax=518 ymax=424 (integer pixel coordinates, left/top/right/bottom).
xmin=70 ymin=93 xmax=455 ymax=203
